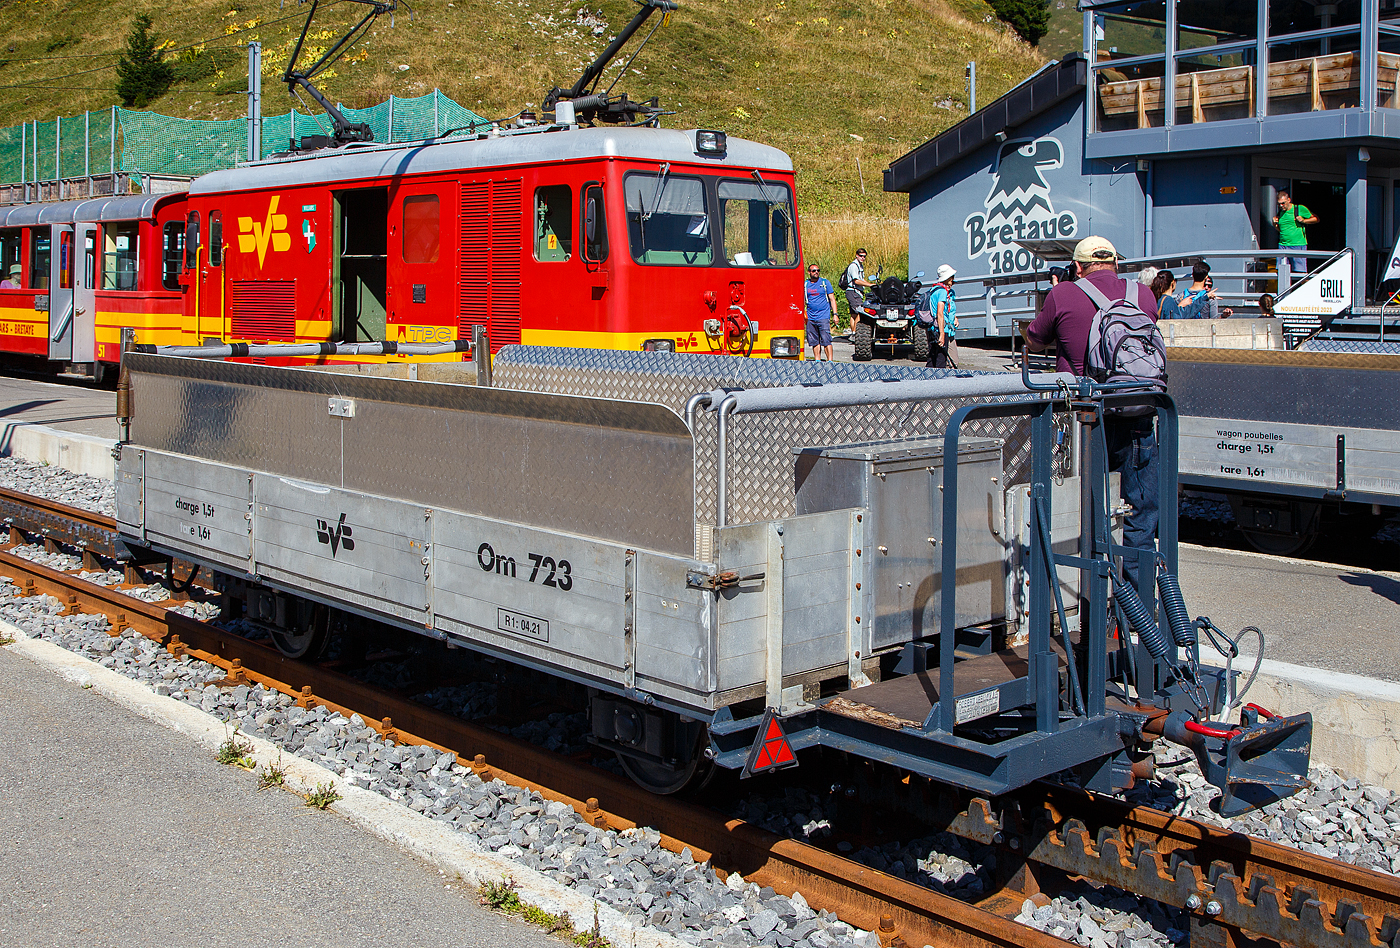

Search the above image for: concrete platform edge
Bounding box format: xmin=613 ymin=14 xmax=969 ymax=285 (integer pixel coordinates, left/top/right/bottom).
xmin=0 ymin=621 xmax=692 ymax=948
xmin=1 ymin=422 xmax=115 ymax=480
xmin=1199 ymin=652 xmax=1400 ymax=791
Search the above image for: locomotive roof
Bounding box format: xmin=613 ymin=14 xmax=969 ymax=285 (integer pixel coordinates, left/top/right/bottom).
xmin=190 ymin=126 xmax=793 ymax=195
xmin=0 ymin=192 xmax=183 ymax=226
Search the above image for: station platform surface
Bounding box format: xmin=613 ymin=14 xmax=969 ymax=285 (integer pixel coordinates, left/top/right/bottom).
xmin=0 ymin=645 xmax=559 ymax=948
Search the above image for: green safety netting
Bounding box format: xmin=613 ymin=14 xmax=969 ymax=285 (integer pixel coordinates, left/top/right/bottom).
xmin=1 ymin=91 xmax=488 ymax=185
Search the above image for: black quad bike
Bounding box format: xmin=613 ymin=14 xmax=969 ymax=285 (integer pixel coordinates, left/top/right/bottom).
xmin=850 ymin=273 xmax=928 ymax=362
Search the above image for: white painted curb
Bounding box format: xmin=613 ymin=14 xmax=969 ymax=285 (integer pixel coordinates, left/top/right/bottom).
xmin=0 ymin=620 xmax=690 ymax=948
xmin=0 ymin=422 xmax=116 ymax=480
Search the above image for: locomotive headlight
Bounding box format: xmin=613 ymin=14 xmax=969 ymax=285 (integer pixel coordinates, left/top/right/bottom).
xmin=770 ymin=336 xmax=801 ymax=358
xmin=642 ymin=338 xmax=676 ymax=352
xmin=695 ymin=129 xmax=727 ymax=156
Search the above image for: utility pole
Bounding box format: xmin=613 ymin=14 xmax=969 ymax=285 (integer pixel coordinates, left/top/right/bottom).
xmin=247 ymin=42 xmax=262 ymax=161
xmin=966 ymin=61 xmax=977 ymax=113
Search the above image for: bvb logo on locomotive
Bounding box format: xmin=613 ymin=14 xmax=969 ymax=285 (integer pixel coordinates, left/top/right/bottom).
xmin=964 ymin=136 xmax=1078 ymax=275
xmin=238 ymin=195 xmax=293 ymax=267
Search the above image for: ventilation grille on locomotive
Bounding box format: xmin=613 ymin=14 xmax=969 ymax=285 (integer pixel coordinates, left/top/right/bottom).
xmin=459 ymin=179 xmax=522 ymax=352
xmin=230 ymin=280 xmax=297 ymax=339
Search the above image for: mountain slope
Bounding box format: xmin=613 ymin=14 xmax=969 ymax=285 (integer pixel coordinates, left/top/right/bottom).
xmin=0 ymin=0 xmax=1045 ymax=265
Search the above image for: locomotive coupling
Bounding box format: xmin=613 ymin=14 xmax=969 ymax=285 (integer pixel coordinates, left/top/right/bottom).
xmin=1161 ymin=704 xmax=1314 ymax=817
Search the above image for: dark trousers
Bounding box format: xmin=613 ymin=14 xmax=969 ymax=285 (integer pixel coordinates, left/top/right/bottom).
xmin=925 ymin=330 xmax=950 ymax=368
xmin=1105 ymin=416 xmax=1159 ymax=590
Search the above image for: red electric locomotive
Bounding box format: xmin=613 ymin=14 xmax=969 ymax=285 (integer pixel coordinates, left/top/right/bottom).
xmin=180 ymin=123 xmax=805 ymax=361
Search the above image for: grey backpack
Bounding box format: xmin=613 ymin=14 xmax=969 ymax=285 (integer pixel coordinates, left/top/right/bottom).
xmin=1074 ymin=278 xmax=1167 ymax=414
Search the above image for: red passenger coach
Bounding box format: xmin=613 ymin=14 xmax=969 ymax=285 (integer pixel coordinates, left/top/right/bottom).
xmin=0 ymin=193 xmax=188 ymax=380
xmin=184 ymin=125 xmax=806 ymax=361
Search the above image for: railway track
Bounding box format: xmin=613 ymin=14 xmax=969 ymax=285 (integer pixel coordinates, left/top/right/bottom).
xmin=2 ymin=488 xmax=1398 ymax=948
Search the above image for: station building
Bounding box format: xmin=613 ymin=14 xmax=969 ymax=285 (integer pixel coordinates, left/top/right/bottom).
xmin=885 ymin=0 xmax=1400 ymax=336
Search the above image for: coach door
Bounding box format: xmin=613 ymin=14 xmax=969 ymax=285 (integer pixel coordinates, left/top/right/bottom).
xmin=47 ymin=224 xmax=74 ymax=361
xmin=70 ymin=223 xmax=97 ymax=363
xmin=199 ymin=211 xmax=225 ymax=343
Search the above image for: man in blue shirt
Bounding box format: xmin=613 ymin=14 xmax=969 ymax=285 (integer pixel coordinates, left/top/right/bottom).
xmin=804 ymin=263 xmax=836 ymax=361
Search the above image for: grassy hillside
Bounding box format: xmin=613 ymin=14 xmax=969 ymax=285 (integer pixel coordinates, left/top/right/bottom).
xmin=0 ymin=0 xmax=1045 ymax=273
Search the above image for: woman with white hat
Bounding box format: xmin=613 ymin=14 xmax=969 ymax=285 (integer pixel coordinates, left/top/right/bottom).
xmin=926 ymin=264 xmax=958 ymax=369
xmin=0 ymin=264 xmax=21 ymax=289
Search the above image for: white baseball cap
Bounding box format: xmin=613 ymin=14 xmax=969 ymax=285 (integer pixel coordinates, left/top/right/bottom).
xmin=936 ymin=264 xmax=957 ymax=282
xmin=1072 ymin=236 xmax=1120 ymax=263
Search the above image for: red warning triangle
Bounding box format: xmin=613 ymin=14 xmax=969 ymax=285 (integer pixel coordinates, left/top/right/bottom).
xmin=758 ymin=717 xmax=794 ymax=767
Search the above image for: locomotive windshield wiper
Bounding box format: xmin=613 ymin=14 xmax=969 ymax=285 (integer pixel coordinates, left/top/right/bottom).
xmin=283 ymin=0 xmax=402 ymax=146
xmin=750 ymin=169 xmax=791 ymax=228
xmin=643 ymin=162 xmax=670 ymax=222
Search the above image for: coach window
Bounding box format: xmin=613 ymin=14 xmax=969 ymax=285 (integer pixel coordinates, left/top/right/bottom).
xmin=161 ymin=222 xmax=185 ymax=290
xmin=103 ymin=222 xmax=139 ymax=291
xmin=184 ymin=211 xmax=200 ymax=270
xmin=402 ymin=194 xmax=440 ymax=264
xmin=582 ymin=185 xmax=608 ymax=263
xmin=29 ymin=228 xmax=50 ymax=289
xmin=0 ymin=230 xmax=20 ymax=286
xmin=719 ymin=179 xmax=796 ymax=267
xmin=58 ymin=231 xmax=72 ymax=290
xmin=208 ymin=211 xmax=223 ymax=267
xmin=535 ymin=185 xmax=572 ymax=261
xmin=624 ymin=172 xmax=712 ymax=266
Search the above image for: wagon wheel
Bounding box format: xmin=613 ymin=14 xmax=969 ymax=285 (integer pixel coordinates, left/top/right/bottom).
xmin=269 ymin=602 xmax=333 ymax=660
xmin=617 ymin=732 xmax=715 ymax=795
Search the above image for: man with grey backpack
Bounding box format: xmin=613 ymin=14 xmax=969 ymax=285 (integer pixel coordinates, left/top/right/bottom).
xmin=1022 ymin=236 xmax=1166 ymax=589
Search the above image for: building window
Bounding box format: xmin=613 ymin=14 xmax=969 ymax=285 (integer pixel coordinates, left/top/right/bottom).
xmin=402 ymin=194 xmax=441 ymax=264
xmin=162 ymin=222 xmax=185 ymax=290
xmin=534 ymin=186 xmax=572 ymax=262
xmin=104 ymin=222 xmax=139 ymax=291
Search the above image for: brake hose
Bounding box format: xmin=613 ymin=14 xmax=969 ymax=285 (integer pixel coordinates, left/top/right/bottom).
xmin=1198 ymin=619 xmax=1266 ymax=717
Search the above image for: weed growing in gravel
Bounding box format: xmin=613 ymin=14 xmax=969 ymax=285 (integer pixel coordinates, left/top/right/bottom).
xmin=478 ymin=878 xmax=611 ymax=948
xmin=0 ymin=631 xmax=14 ymax=646
xmin=215 ymin=728 xmax=256 ymax=768
xmin=304 ymin=781 xmax=342 ymax=809
xmin=256 ymin=754 xmax=287 ymax=790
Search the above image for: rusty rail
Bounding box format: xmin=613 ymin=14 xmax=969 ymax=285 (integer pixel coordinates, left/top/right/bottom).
xmin=2 ymin=492 xmax=1397 ymax=948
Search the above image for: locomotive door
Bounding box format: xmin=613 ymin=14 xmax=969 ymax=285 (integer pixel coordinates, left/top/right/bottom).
xmin=47 ymin=224 xmax=73 ymax=361
xmin=199 ymin=211 xmax=224 ymax=343
xmin=333 ymin=188 xmax=388 ymax=342
xmin=70 ymin=223 xmax=97 ymax=363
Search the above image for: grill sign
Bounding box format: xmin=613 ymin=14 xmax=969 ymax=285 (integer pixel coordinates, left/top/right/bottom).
xmin=316 ymin=513 xmax=355 ymax=556
xmin=1274 ymin=250 xmax=1353 ymax=317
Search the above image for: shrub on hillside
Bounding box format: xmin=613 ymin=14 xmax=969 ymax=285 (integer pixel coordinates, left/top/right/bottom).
xmin=987 ymin=0 xmax=1050 ymax=46
xmin=115 ymin=15 xmax=174 ymax=107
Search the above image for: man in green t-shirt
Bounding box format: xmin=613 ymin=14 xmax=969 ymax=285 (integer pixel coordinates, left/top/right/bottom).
xmin=1273 ymin=188 xmax=1318 ymax=278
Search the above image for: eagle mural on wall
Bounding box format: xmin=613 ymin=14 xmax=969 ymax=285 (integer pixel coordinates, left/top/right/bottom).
xmin=964 ymin=135 xmax=1078 ymax=273
xmin=985 ymin=138 xmax=1063 ymax=221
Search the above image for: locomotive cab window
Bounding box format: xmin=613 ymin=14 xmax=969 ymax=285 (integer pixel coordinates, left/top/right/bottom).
xmin=402 ymin=194 xmax=440 ymax=264
xmin=0 ymin=230 xmax=20 ymax=287
xmin=624 ymin=172 xmax=712 ymax=266
xmin=184 ymin=212 xmax=200 ymax=270
xmin=535 ymin=185 xmax=572 ymax=262
xmin=103 ymin=222 xmax=139 ymax=291
xmin=582 ymin=185 xmax=608 ymax=263
xmin=29 ymin=229 xmax=50 ymax=290
xmin=719 ymin=179 xmax=796 ymax=267
xmin=208 ymin=211 xmax=223 ymax=267
xmin=161 ymin=222 xmax=185 ymax=290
